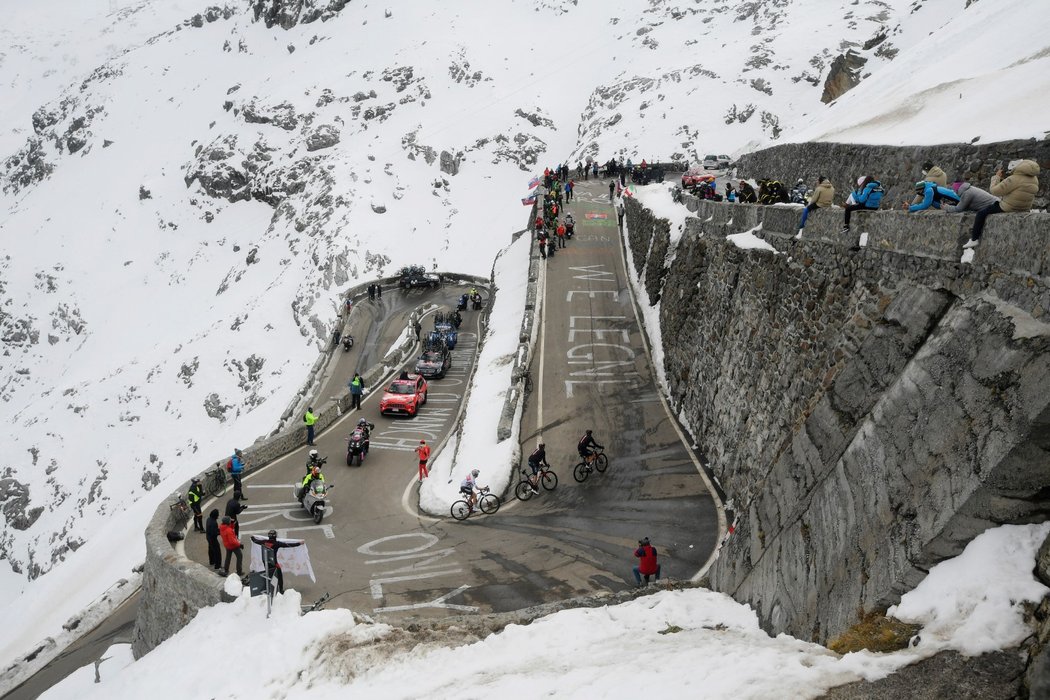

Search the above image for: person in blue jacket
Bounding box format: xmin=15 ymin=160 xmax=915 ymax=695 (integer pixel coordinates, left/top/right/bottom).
xmin=841 ymin=176 xmax=884 ymax=233
xmin=907 ymin=181 xmax=960 ymax=212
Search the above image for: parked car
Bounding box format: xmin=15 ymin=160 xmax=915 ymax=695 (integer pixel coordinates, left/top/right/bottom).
xmin=398 ymin=265 xmax=441 ymax=289
xmin=682 ymin=169 xmax=714 ymax=188
xmin=379 ymin=374 xmax=428 ymax=416
xmin=717 ymin=154 xmax=732 ymax=169
xmin=702 ymin=154 xmax=720 ymax=170
xmin=415 ymin=346 xmax=452 ymax=379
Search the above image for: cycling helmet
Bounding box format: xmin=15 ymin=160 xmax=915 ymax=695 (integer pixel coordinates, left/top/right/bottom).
xmin=538 ymin=443 xmax=545 ymax=449
xmin=471 ymin=469 xmax=480 ymax=477
xmin=268 ymin=529 xmax=277 ymax=540
xmin=585 ymin=429 xmax=593 ymax=436
xmin=309 ymin=449 xmax=318 ymax=458
xmin=914 ymin=181 xmax=926 ymax=194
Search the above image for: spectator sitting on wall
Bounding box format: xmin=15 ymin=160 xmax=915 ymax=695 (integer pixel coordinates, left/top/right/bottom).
xmin=907 ymin=180 xmax=960 ymax=212
xmin=964 ymin=159 xmax=1041 ymax=249
xmin=797 ymin=176 xmax=835 ymax=234
xmin=757 ymin=179 xmax=789 ymax=205
xmin=911 ymin=160 xmax=948 ymax=205
xmin=945 ymin=182 xmax=999 ymax=214
xmin=841 ymin=176 xmax=884 ymax=234
xmin=736 ymin=180 xmax=757 ymax=203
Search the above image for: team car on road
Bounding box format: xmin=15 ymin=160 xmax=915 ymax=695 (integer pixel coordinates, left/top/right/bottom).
xmin=398 ymin=265 xmax=441 ymax=289
xmin=414 ymin=346 xmax=452 ymax=379
xmin=379 ymin=373 xmax=428 ymax=416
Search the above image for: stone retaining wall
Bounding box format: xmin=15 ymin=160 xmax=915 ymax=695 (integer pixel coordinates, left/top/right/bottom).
xmin=735 ymin=138 xmax=1050 ymax=211
xmin=623 ymin=193 xmax=1050 ymax=645
xmin=132 ymin=272 xmax=490 ymax=658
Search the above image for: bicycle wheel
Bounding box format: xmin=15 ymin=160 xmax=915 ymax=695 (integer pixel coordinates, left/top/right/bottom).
xmin=514 ymin=482 xmax=534 ymax=502
xmin=541 ymin=470 xmax=558 ymax=490
xmin=209 ymin=473 xmax=227 ymax=497
xmin=594 ymin=454 xmax=609 ymax=473
xmin=451 ymin=501 xmax=471 ymax=521
xmin=573 ymin=462 xmax=590 ymax=483
xmin=479 ymin=493 xmax=500 ymax=514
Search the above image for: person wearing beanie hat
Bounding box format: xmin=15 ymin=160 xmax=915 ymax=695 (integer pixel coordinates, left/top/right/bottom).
xmin=219 ymin=515 xmax=243 ymax=577
xmin=205 ymin=508 xmax=222 ymax=571
xmin=945 ymin=181 xmax=999 ymax=214
xmin=633 ymin=537 xmax=661 ymax=586
xmin=415 ymin=439 xmax=431 ymax=483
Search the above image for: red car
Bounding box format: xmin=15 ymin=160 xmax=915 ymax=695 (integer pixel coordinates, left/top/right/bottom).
xmin=681 ymin=169 xmax=715 ymax=188
xmin=380 ymin=374 xmax=428 ymax=416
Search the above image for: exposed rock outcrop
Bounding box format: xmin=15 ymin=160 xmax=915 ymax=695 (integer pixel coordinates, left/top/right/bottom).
xmin=821 ymin=50 xmax=867 ymax=103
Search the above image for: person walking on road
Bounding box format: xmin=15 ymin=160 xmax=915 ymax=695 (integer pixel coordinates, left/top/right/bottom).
xmin=413 ymin=319 xmax=422 ymax=341
xmin=205 ymin=508 xmax=222 ymax=572
xmin=187 ymin=477 xmax=204 ymax=532
xmin=376 ymin=283 xmax=382 ymax=299
xmin=348 ymin=372 xmax=364 ymax=410
xmin=415 ymin=439 xmax=431 ymax=482
xmin=304 ymin=406 xmax=317 ymax=446
xmin=633 ymin=537 xmax=660 ymax=586
xmin=220 ymin=516 xmax=244 ymax=577
xmin=251 ymin=530 xmax=303 ymax=595
xmin=556 ymin=221 xmax=566 ymax=248
xmin=368 ymin=283 xmax=376 ymax=301
xmin=608 ymin=180 xmax=616 ymax=202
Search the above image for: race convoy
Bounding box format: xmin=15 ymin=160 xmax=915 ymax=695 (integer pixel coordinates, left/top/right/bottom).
xmin=398 ymin=264 xmax=441 ymax=289
xmin=415 ymin=346 xmax=451 ymax=379
xmin=379 ymin=373 xmax=428 ymax=416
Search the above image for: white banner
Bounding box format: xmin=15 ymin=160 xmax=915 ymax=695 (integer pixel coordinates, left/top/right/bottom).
xmin=250 ymin=539 xmax=316 ymax=583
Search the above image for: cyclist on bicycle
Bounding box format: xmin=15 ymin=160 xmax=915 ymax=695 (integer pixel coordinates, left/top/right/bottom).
xmin=527 ymin=443 xmax=548 ymax=494
xmin=460 ymin=469 xmax=484 ymax=511
xmin=578 ymin=430 xmax=604 ymax=465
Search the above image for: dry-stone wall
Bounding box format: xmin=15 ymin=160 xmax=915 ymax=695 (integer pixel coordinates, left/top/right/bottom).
xmin=736 ymin=138 xmax=1050 ymax=211
xmin=623 ymin=193 xmax=1050 ymax=646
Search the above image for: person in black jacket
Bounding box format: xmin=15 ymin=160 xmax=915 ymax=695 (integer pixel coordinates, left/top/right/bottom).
xmin=187 ymin=478 xmax=205 ymax=532
xmin=224 ymin=495 xmax=247 ymax=536
xmin=205 ymin=509 xmax=222 ymax=571
xmin=250 ymin=530 xmax=304 ymax=594
xmin=737 ymin=180 xmax=757 ymax=203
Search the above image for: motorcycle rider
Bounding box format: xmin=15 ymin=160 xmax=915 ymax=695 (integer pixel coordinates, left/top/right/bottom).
xmin=305 ymin=449 xmax=326 ymax=473
xmin=564 ymin=213 xmax=575 ymax=237
xmin=577 ymin=430 xmax=604 ymax=466
xmin=356 ymin=418 xmax=374 ymax=454
xmin=250 ymin=530 xmax=304 ymax=595
xmin=299 ymin=466 xmax=324 ymax=503
xmin=527 ymin=443 xmax=548 ymax=494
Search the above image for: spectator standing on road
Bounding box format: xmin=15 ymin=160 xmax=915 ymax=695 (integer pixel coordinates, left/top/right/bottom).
xmin=415 ymin=439 xmax=431 ymax=482
xmin=556 ymin=221 xmax=567 ymax=248
xmin=797 ymin=176 xmax=835 ymax=234
xmin=304 ymin=406 xmax=317 ymax=446
xmin=251 ymin=530 xmax=303 ymax=595
xmin=537 ymin=231 xmax=548 ymax=259
xmin=229 ymin=449 xmax=248 ymax=500
xmin=348 ymin=372 xmax=364 ymax=410
xmin=376 ymin=284 xmax=382 ymax=299
xmin=220 ymin=516 xmax=244 ymax=577
xmin=413 ymin=319 xmax=422 ymax=340
xmin=964 ymin=159 xmax=1040 ymax=249
xmin=205 ymin=508 xmax=222 ymax=572
xmin=565 ymin=179 xmax=574 ymax=202
xmin=633 ymin=537 xmax=661 ymax=586
xmin=608 ymin=180 xmax=616 ymax=202
xmin=225 ymin=494 xmax=247 ymax=536
xmin=368 ymin=283 xmax=376 ymax=301
xmin=187 ymin=477 xmax=204 ymax=532
xmin=547 ymin=236 xmax=557 ymax=259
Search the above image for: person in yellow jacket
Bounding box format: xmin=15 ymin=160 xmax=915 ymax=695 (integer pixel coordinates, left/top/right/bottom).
xmin=304 ymin=406 xmax=317 ymax=446
xmin=964 ymin=159 xmax=1040 ymax=249
xmin=797 ymin=176 xmax=836 ymax=234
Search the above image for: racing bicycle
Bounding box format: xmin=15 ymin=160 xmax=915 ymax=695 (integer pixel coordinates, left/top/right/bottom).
xmin=514 ymin=464 xmax=558 ymax=501
xmin=573 ymin=446 xmax=609 ymax=483
xmin=451 ymin=487 xmax=500 ymax=520
xmin=205 ymin=465 xmax=228 ymax=497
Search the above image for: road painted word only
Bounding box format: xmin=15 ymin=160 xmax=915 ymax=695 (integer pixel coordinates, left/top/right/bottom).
xmin=358 ymin=532 xmax=477 ymax=613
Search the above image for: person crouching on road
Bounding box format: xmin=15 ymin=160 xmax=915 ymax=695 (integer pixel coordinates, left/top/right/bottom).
xmin=633 ymin=537 xmax=660 ymax=586
xmin=251 ymin=530 xmax=304 ymax=595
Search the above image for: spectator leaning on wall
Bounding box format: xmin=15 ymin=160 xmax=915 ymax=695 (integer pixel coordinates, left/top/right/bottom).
xmin=945 ymin=182 xmax=999 ymax=214
xmin=964 ymin=159 xmax=1040 ymax=249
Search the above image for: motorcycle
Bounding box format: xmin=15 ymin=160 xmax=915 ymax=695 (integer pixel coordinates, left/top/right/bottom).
xmin=457 ymin=294 xmax=468 ymax=312
xmin=342 ymin=334 xmax=354 ymax=352
xmin=300 ymin=480 xmax=332 ymax=524
xmin=346 ymin=428 xmax=369 ymax=466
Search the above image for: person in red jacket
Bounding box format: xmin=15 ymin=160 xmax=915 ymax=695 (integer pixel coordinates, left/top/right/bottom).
xmin=633 ymin=537 xmax=660 ymax=586
xmin=415 ymin=439 xmax=431 ymax=482
xmin=556 ymin=221 xmax=566 ymax=248
xmin=219 ymin=516 xmax=243 ymax=576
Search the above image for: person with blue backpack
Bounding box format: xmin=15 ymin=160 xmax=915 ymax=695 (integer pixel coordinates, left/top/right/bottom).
xmin=841 ymin=176 xmax=884 ymax=234
xmin=907 ymin=181 xmax=960 ymax=212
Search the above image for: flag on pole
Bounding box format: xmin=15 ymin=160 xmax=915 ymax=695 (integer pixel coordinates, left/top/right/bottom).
xmin=250 ymin=539 xmax=316 ymax=583
xmin=521 ymin=194 xmax=537 ymax=206
xmin=527 ymin=176 xmax=540 ymax=190
xmin=622 ymin=186 xmax=635 ymax=198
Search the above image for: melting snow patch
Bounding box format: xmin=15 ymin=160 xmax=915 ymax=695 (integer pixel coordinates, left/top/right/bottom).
xmin=727 ymin=228 xmax=777 ymax=253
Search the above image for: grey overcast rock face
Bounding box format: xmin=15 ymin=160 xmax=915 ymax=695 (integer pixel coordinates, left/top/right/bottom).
xmin=305 ymin=124 xmax=340 ymax=152
xmin=0 ymin=478 xmax=44 ymax=531
xmin=821 ymin=50 xmax=868 ymax=103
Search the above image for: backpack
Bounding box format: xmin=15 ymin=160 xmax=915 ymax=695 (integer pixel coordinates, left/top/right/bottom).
xmin=226 ymin=458 xmax=233 ymax=472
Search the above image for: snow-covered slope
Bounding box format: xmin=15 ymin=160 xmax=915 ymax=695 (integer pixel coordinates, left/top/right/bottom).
xmin=1 ymin=0 xmax=1047 ymax=675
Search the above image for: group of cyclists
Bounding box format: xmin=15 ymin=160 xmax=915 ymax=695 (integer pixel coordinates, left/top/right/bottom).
xmin=457 ymin=429 xmax=604 ymax=513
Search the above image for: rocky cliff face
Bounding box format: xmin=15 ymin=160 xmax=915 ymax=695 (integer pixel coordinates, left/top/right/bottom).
xmin=623 ymin=195 xmax=1050 ymax=646
xmin=820 ymin=50 xmax=868 ymax=103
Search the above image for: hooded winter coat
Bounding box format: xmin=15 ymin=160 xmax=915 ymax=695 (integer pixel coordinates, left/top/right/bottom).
xmin=909 ymin=182 xmax=960 ymax=212
xmin=808 ymin=181 xmax=835 ymax=208
xmin=991 ymin=160 xmax=1040 ymax=212
xmin=946 ymin=183 xmax=999 ymax=213
xmin=205 ymin=509 xmax=221 ymax=541
xmin=924 ymin=165 xmax=948 ymax=187
xmin=219 ymin=522 xmax=241 ymax=551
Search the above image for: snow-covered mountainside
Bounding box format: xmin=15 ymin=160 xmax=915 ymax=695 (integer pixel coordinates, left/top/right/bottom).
xmin=1 ymin=0 xmax=1047 ymax=672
